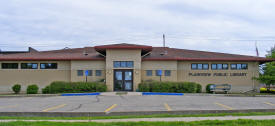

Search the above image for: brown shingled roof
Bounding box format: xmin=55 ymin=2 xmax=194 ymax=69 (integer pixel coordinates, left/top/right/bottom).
xmin=0 ymin=43 xmax=274 ymax=63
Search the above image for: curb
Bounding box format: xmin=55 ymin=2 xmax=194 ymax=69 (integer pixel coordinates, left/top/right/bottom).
xmin=142 ymin=92 xmax=184 ymax=96
xmin=61 ymin=93 xmax=100 ymax=96
xmin=0 ymin=109 xmax=274 ymax=117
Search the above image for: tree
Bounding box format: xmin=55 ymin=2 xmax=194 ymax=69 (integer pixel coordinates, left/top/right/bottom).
xmin=254 ymin=45 xmax=275 ymax=92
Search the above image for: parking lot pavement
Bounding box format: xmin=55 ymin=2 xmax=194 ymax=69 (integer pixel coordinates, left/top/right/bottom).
xmin=0 ymin=95 xmax=274 ymax=112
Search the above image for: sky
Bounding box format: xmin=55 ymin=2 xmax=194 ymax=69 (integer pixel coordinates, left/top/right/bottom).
xmin=0 ymin=0 xmax=274 ymax=57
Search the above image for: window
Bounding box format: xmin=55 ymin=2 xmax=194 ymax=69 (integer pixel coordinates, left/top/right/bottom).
xmin=40 ymin=63 xmax=57 ymax=69
xmin=1 ymin=63 xmax=18 ymax=69
xmin=21 ymin=63 xmax=38 ymax=69
xmin=77 ymin=70 xmax=83 ymax=76
xmin=165 ymin=70 xmax=171 ymax=76
xmin=231 ymin=64 xmax=248 ymax=70
xmin=191 ymin=63 xmax=208 ymax=70
xmin=146 ymin=70 xmax=152 ymax=76
xmin=191 ymin=64 xmax=197 ymax=69
xmin=113 ymin=61 xmax=134 ymax=68
xmin=87 ymin=70 xmax=92 ymax=76
xmin=212 ymin=64 xmax=228 ymax=70
xmin=96 ymin=70 xmax=102 ymax=76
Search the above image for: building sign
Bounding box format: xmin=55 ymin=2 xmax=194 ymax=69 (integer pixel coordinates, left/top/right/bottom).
xmin=189 ymin=73 xmax=247 ymax=77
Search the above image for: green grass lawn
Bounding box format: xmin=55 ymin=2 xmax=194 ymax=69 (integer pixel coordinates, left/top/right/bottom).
xmin=0 ymin=119 xmax=274 ymax=126
xmin=0 ymin=112 xmax=274 ymax=120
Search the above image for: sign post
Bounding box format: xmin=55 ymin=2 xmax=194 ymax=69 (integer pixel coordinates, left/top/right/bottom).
xmin=85 ymin=70 xmax=89 ymax=82
xmin=157 ymin=70 xmax=162 ymax=82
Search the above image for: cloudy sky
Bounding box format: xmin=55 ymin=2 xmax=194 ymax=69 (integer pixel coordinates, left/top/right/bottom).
xmin=0 ymin=0 xmax=274 ymax=57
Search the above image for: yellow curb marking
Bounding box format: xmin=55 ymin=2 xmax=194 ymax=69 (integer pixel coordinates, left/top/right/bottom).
xmin=264 ymin=102 xmax=275 ymax=106
xmin=0 ymin=105 xmax=18 ymax=109
xmin=104 ymin=104 xmax=117 ymax=113
xmin=42 ymin=104 xmax=67 ymax=112
xmin=215 ymin=102 xmax=234 ymax=110
xmin=164 ymin=103 xmax=172 ymax=111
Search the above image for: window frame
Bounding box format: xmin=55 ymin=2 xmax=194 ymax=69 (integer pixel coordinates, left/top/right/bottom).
xmin=21 ymin=63 xmax=38 ymax=69
xmin=164 ymin=70 xmax=171 ymax=76
xmin=230 ymin=63 xmax=248 ymax=70
xmin=1 ymin=63 xmax=19 ymax=69
xmin=77 ymin=70 xmax=84 ymax=76
xmin=146 ymin=70 xmax=153 ymax=76
xmin=96 ymin=70 xmax=102 ymax=76
xmin=191 ymin=63 xmax=209 ymax=70
xmin=113 ymin=61 xmax=134 ymax=68
xmin=40 ymin=63 xmax=58 ymax=69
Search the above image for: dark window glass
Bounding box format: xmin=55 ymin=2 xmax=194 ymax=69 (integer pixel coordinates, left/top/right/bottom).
xmin=40 ymin=63 xmax=57 ymax=69
xmin=242 ymin=64 xmax=248 ymax=69
xmin=191 ymin=64 xmax=197 ymax=69
xmin=203 ymin=64 xmax=209 ymax=70
xmin=1 ymin=63 xmax=18 ymax=69
xmin=165 ymin=70 xmax=171 ymax=76
xmin=120 ymin=61 xmax=126 ymax=67
xmin=231 ymin=64 xmax=237 ymax=69
xmin=126 ymin=61 xmax=133 ymax=68
xmin=223 ymin=64 xmax=228 ymax=69
xmin=77 ymin=70 xmax=83 ymax=76
xmin=146 ymin=70 xmax=152 ymax=76
xmin=114 ymin=61 xmax=120 ymax=68
xmin=212 ymin=64 xmax=217 ymax=70
xmin=87 ymin=70 xmax=92 ymax=76
xmin=96 ymin=70 xmax=102 ymax=76
xmin=21 ymin=63 xmax=38 ymax=69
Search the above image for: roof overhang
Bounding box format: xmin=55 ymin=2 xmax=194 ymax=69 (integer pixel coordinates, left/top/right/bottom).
xmin=142 ymin=57 xmax=275 ymax=64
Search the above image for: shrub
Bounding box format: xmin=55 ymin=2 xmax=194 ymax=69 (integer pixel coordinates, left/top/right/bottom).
xmin=196 ymin=84 xmax=202 ymax=93
xmin=138 ymin=81 xmax=201 ymax=93
xmin=42 ymin=86 xmax=50 ymax=94
xmin=27 ymin=84 xmax=39 ymax=94
xmin=12 ymin=84 xmax=21 ymax=94
xmin=42 ymin=81 xmax=107 ymax=94
xmin=206 ymin=84 xmax=214 ymax=93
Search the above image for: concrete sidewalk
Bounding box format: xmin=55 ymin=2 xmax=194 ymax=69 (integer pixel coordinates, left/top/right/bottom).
xmin=0 ymin=115 xmax=274 ymax=122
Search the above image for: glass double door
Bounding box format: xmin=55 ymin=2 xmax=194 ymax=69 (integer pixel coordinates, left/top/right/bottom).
xmin=114 ymin=69 xmax=133 ymax=91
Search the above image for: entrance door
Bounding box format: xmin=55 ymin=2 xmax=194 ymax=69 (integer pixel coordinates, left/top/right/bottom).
xmin=114 ymin=70 xmax=133 ymax=91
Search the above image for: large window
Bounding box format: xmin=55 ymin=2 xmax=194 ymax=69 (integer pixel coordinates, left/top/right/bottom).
xmin=146 ymin=70 xmax=152 ymax=76
xmin=1 ymin=63 xmax=18 ymax=69
xmin=40 ymin=63 xmax=57 ymax=69
xmin=211 ymin=64 xmax=228 ymax=70
xmin=231 ymin=64 xmax=248 ymax=70
xmin=113 ymin=61 xmax=133 ymax=68
xmin=21 ymin=63 xmax=38 ymax=69
xmin=191 ymin=63 xmax=209 ymax=70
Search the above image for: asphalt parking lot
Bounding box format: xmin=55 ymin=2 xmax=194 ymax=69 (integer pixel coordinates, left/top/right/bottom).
xmin=0 ymin=95 xmax=274 ymax=113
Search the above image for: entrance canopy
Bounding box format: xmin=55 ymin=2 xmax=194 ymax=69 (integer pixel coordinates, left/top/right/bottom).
xmin=94 ymin=43 xmax=152 ymax=56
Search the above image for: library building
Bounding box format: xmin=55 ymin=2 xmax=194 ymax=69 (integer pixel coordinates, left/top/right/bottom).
xmin=0 ymin=43 xmax=274 ymax=93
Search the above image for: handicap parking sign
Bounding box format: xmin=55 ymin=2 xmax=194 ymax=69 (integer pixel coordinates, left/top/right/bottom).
xmin=157 ymin=70 xmax=162 ymax=76
xmin=85 ymin=70 xmax=89 ymax=76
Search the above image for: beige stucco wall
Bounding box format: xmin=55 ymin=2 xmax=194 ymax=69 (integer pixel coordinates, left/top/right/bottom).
xmin=177 ymin=61 xmax=259 ymax=92
xmin=105 ymin=49 xmax=141 ymax=91
xmin=0 ymin=61 xmax=71 ymax=93
xmin=70 ymin=61 xmax=105 ymax=82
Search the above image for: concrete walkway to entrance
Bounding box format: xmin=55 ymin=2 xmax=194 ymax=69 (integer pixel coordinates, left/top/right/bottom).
xmin=0 ymin=115 xmax=275 ymax=122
